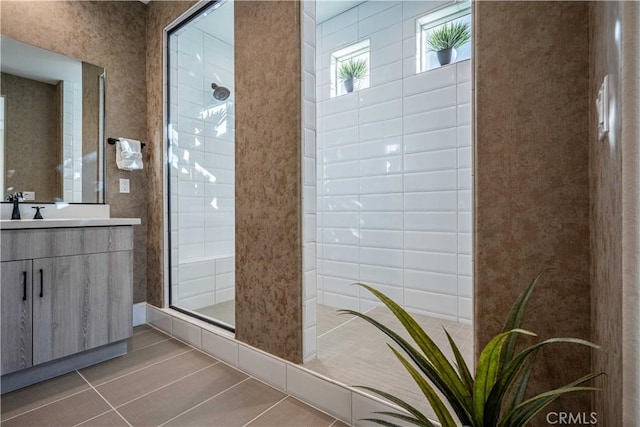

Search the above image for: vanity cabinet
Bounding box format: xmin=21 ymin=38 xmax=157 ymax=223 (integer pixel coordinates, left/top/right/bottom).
xmin=0 ymin=260 xmax=33 ymax=375
xmin=1 ymin=226 xmax=134 ymax=377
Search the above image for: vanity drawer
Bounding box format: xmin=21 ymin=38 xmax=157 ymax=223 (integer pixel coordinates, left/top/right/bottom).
xmin=1 ymin=226 xmax=134 ymax=262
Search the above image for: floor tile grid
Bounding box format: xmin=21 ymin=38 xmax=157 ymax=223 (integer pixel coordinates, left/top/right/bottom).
xmin=139 ymin=324 xmax=347 ymax=427
xmin=74 ymin=371 xmax=131 ymax=427
xmin=1 ymin=332 xmax=198 ymax=425
xmin=155 ymin=377 xmax=252 ymax=427
xmin=2 ymin=327 xmax=345 ymax=427
xmin=145 ymin=324 xmax=349 ymax=427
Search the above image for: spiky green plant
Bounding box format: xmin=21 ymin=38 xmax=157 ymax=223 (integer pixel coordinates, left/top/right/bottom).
xmin=337 ymin=58 xmax=368 ymax=82
xmin=426 ymin=21 xmax=471 ymax=52
xmin=339 ymin=274 xmax=602 ymax=427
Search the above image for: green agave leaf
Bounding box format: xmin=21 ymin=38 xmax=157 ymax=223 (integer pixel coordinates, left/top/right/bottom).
xmin=445 ymin=329 xmax=474 ymax=394
xmin=500 ymin=272 xmax=546 ymax=368
xmin=343 ymin=310 xmax=473 ymax=425
xmin=388 ymin=345 xmax=457 ymax=427
xmin=357 ymin=386 xmax=433 ymax=425
xmin=501 ymin=373 xmax=602 ymax=427
xmin=485 ymin=337 xmax=601 ymax=426
xmin=351 ymin=284 xmax=473 ymax=415
xmin=473 ymin=329 xmax=536 ymax=425
xmin=502 ymin=351 xmax=537 ymax=417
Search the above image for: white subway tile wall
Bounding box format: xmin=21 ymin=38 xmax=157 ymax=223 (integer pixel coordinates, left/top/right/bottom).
xmin=302 ymin=0 xmax=318 ymax=361
xmin=61 ymin=81 xmax=83 ymax=202
xmin=315 ymin=0 xmax=472 ymax=323
xmin=169 ymin=8 xmax=236 ymax=312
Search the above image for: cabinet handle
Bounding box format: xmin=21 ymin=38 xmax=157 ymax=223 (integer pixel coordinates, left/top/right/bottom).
xmin=22 ymin=271 xmax=27 ymax=301
xmin=39 ymin=269 xmax=43 ymax=298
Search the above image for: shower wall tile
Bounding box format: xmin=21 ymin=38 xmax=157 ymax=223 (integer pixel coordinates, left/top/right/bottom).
xmin=169 ymin=14 xmax=236 ymax=311
xmin=301 ymin=0 xmax=318 ymax=362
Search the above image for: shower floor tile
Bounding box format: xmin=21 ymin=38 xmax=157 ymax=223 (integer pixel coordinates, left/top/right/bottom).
xmin=1 ymin=325 xmax=343 ymax=427
xmin=305 ymin=305 xmax=473 ymax=419
xmin=195 ymin=300 xmax=235 ymax=326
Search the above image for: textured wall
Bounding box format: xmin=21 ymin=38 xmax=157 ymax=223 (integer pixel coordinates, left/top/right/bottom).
xmin=145 ymin=0 xmax=197 ymax=307
xmin=1 ymin=72 xmax=60 ymax=201
xmin=590 ymin=1 xmax=625 ymax=424
xmin=474 ymin=0 xmax=592 ymax=415
xmin=1 ymin=1 xmax=149 ymax=303
xmin=235 ymin=1 xmax=303 ymax=363
xmin=619 ymin=2 xmax=640 ymax=422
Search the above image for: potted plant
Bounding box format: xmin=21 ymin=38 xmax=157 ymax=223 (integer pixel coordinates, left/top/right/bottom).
xmin=426 ymin=21 xmax=471 ymax=66
xmin=341 ymin=274 xmax=602 ymax=427
xmin=338 ymin=58 xmax=368 ymax=93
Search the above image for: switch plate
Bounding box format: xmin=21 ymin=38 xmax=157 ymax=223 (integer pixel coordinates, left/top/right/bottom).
xmin=119 ymin=178 xmax=130 ymax=194
xmin=22 ymin=191 xmax=35 ymax=201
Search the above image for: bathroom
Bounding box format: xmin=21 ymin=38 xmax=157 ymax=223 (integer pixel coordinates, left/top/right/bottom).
xmin=1 ymin=1 xmax=639 ymax=426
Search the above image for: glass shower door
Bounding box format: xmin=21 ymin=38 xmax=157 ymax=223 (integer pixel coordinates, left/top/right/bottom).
xmin=167 ymin=0 xmax=236 ymax=330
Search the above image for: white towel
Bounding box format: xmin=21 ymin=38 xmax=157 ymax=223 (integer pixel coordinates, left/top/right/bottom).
xmin=116 ymin=138 xmax=143 ymax=171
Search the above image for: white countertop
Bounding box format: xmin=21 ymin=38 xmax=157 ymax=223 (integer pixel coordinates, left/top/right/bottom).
xmin=0 ymin=218 xmax=141 ymax=229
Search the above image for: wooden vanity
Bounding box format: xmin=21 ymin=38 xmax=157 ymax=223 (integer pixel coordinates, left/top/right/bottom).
xmin=0 ymin=219 xmax=140 ymax=392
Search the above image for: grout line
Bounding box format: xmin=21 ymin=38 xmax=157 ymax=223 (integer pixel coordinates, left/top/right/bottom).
xmin=317 ymin=306 xmax=374 ymax=339
xmin=92 ymin=348 xmax=194 ymax=388
xmin=157 ymin=377 xmax=251 ymax=427
xmin=241 ymin=395 xmax=289 ymax=427
xmin=76 ymin=370 xmax=132 ymax=427
xmin=0 ymin=386 xmax=92 ymax=422
xmin=71 ymin=409 xmax=113 ymax=427
xmin=131 ymin=337 xmax=172 ymax=352
xmin=114 ymin=362 xmax=218 ymax=409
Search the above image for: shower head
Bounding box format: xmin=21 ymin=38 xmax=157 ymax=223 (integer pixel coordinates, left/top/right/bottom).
xmin=211 ymin=83 xmax=231 ymax=101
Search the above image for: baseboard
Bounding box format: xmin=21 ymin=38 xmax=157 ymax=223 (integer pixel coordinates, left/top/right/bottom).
xmin=133 ymin=302 xmax=147 ymax=327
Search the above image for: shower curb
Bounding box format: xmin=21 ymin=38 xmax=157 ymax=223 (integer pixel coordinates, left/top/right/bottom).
xmin=145 ymin=304 xmax=438 ymax=427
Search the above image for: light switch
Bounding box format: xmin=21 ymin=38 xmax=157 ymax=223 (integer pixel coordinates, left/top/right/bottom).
xmin=119 ymin=178 xmax=130 ymax=194
xmin=22 ymin=191 xmax=35 ymax=201
xmin=596 ymin=74 xmax=609 ymax=141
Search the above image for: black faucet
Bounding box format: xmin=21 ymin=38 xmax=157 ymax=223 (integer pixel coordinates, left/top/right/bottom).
xmin=32 ymin=206 xmax=45 ymax=219
xmin=5 ymin=192 xmax=23 ymax=220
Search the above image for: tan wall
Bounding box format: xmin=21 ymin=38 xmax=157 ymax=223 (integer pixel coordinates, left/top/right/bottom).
xmin=234 ymin=1 xmax=303 ymax=363
xmin=1 ymin=1 xmax=149 ymax=303
xmin=1 ymin=72 xmax=60 ymax=201
xmin=145 ymin=0 xmax=197 ymax=307
xmin=589 ymin=1 xmax=623 ymax=425
xmin=474 ymin=0 xmax=592 ymax=416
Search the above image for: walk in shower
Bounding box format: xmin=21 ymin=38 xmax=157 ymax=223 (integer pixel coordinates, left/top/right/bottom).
xmin=168 ymin=0 xmax=236 ymax=329
xmin=303 ymin=0 xmax=474 ymax=415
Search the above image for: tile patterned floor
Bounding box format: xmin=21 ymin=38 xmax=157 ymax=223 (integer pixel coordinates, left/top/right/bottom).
xmin=305 ymin=305 xmax=473 ymax=418
xmin=1 ymin=325 xmax=344 ymax=427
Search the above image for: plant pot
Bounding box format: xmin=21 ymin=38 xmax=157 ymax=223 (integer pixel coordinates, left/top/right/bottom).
xmin=343 ymin=77 xmax=354 ymax=93
xmin=436 ymin=47 xmax=457 ymax=66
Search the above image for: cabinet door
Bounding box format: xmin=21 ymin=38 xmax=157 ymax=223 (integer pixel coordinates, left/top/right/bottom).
xmin=33 ymin=251 xmax=133 ymax=365
xmin=1 ymin=260 xmax=33 ymax=375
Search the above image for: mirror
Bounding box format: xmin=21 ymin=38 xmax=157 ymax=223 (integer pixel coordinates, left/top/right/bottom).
xmin=0 ymin=36 xmax=105 ymax=204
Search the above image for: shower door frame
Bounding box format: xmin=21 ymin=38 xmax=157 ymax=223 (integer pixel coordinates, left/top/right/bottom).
xmin=165 ymin=0 xmax=235 ymax=333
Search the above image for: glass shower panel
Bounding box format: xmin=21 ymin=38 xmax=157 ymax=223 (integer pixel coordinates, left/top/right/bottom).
xmin=168 ymin=0 xmax=235 ymax=329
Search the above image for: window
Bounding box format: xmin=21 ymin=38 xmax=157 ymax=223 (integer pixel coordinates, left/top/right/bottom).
xmin=331 ymin=40 xmax=370 ymax=98
xmin=417 ymin=1 xmax=472 ymax=73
